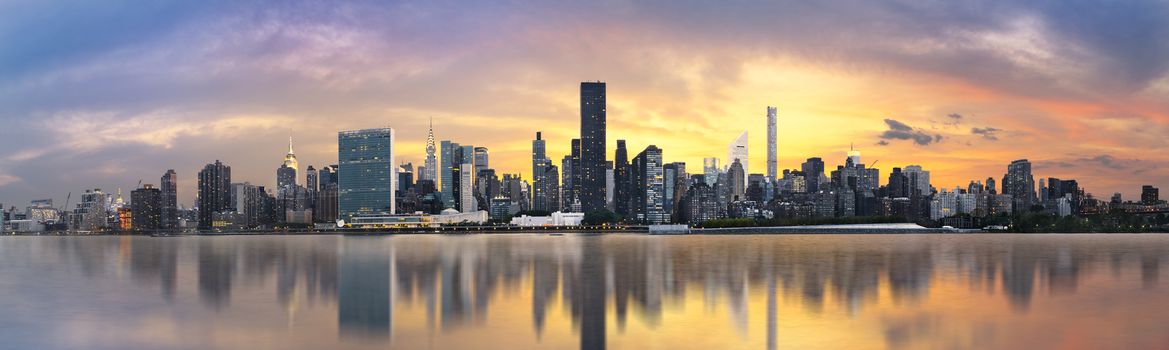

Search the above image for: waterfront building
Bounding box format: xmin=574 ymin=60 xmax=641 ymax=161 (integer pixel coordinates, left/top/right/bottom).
xmin=198 ymin=160 xmax=232 ymax=230
xmin=130 ymin=184 xmax=162 ymax=230
xmin=614 ymin=140 xmax=630 ymax=217
xmin=631 ymin=145 xmax=666 ymax=224
xmin=679 ymin=182 xmax=720 ymax=224
xmin=160 ymin=169 xmax=177 ymax=229
xmin=579 ymin=81 xmax=607 ymax=213
xmin=338 ymin=128 xmax=396 ymax=222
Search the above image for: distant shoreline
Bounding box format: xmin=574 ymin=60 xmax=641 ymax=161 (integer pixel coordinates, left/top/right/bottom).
xmin=9 ymin=227 xmax=1168 ymax=236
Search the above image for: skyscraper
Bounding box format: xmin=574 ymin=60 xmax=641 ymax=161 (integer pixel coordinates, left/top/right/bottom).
xmin=579 ymin=81 xmax=607 ymax=213
xmin=474 ymin=146 xmax=489 ymax=175
xmin=160 ymin=169 xmax=177 ymax=229
xmin=727 ymin=131 xmax=748 ymax=185
xmin=728 ymin=159 xmax=746 ymax=201
xmin=197 ymin=160 xmax=232 ymax=230
xmin=543 ymin=165 xmax=561 ymax=212
xmin=440 ymin=140 xmax=459 ymax=208
xmin=903 ymin=165 xmax=931 ymax=197
xmin=423 ymin=118 xmax=438 ymax=182
xmin=614 ymin=140 xmax=630 ymax=217
xmin=130 ymin=184 xmax=162 ymax=230
xmin=766 ymin=106 xmax=778 ymax=182
xmin=663 ymin=162 xmax=686 ymax=220
xmin=1003 ymin=159 xmax=1035 ymax=211
xmin=460 ymin=164 xmax=476 ymax=213
xmin=532 ymin=132 xmax=548 ymax=211
xmin=338 ymin=128 xmax=396 ymax=222
xmin=277 ymin=137 xmax=299 ymax=189
xmin=631 ymin=145 xmax=665 ymax=224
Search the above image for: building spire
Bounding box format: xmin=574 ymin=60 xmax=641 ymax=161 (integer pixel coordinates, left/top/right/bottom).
xmin=288 ymin=136 xmax=294 ymax=155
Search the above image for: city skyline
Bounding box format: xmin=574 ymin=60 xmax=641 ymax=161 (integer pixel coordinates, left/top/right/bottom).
xmin=2 ymin=1 xmax=1169 ymax=207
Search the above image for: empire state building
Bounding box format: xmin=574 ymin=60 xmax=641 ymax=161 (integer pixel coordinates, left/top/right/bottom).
xmin=277 ymin=137 xmax=299 ymax=189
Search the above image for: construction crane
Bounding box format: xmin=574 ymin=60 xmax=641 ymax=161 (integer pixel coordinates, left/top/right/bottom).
xmin=868 ymin=160 xmax=879 ymax=169
xmin=60 ymin=192 xmax=71 ymax=211
xmin=137 ymin=179 xmax=143 ymax=189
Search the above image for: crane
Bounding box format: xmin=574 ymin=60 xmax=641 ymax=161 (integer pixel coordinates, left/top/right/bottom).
xmin=869 ymin=160 xmax=879 ymax=169
xmin=60 ymin=192 xmax=71 ymax=211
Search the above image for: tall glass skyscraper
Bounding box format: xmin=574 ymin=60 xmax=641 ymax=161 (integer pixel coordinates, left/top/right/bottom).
xmin=579 ymin=81 xmax=607 ymax=213
xmin=338 ymin=128 xmax=395 ymax=222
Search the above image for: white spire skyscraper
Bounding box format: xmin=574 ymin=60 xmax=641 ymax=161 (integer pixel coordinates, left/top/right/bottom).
xmin=727 ymin=131 xmax=748 ymax=185
xmin=767 ymin=106 xmax=777 ymax=181
xmin=423 ymin=117 xmax=438 ymax=183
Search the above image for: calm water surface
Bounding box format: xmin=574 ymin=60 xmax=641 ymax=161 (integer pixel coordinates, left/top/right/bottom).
xmin=1 ymin=234 xmax=1168 ymax=349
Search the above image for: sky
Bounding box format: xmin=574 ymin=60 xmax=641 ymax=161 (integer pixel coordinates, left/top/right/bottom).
xmin=1 ymin=0 xmax=1168 ymax=207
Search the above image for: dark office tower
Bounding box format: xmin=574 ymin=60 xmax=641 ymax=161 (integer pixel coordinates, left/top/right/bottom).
xmin=1142 ymin=185 xmax=1160 ymax=204
xmin=986 ymin=177 xmax=997 ymax=195
xmin=561 ymin=155 xmax=574 ymax=210
xmin=198 ymin=160 xmax=232 ymax=230
xmin=338 ymin=128 xmax=396 ymax=221
xmin=532 ymin=132 xmax=548 ymax=211
xmin=579 ymin=81 xmax=607 ymax=213
xmin=887 ymin=167 xmax=908 ymax=198
xmin=1004 ymin=159 xmax=1035 ymax=211
xmin=571 ymin=138 xmax=581 ymax=204
xmin=160 ymin=169 xmax=177 ymax=229
xmin=613 ymin=140 xmax=630 ymax=217
xmin=663 ymin=162 xmax=686 ymax=220
xmin=631 ymin=145 xmax=665 ymax=224
xmin=801 ymin=157 xmax=825 ymax=193
xmin=543 ymin=165 xmax=561 ymax=212
xmin=131 ymin=184 xmax=162 ymax=230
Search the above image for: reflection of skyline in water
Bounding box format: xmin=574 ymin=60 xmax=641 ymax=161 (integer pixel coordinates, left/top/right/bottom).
xmin=15 ymin=234 xmax=1169 ymax=349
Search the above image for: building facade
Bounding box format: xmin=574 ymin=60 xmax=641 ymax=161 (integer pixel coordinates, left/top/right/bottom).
xmin=338 ymin=128 xmax=396 ymax=222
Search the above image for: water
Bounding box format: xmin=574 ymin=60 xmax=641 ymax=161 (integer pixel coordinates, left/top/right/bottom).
xmin=1 ymin=234 xmax=1168 ymax=349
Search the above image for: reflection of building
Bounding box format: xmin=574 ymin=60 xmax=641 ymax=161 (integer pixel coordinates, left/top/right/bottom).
xmin=339 ymin=238 xmax=392 ymax=339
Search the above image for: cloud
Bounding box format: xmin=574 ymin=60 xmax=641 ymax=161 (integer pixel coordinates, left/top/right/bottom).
xmin=0 ymin=172 xmax=20 ymax=187
xmin=879 ymin=119 xmax=941 ymax=146
xmin=970 ymin=127 xmax=1001 ymax=140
